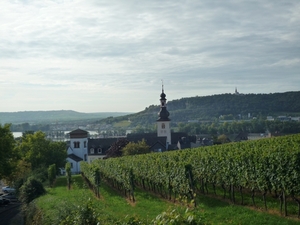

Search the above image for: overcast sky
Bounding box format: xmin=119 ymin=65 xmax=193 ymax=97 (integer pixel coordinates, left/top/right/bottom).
xmin=0 ymin=0 xmax=299 ymax=113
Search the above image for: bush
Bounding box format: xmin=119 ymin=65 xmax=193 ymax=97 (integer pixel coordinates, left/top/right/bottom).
xmin=60 ymin=198 xmax=100 ymax=225
xmin=14 ymin=167 xmax=47 ymax=197
xmin=22 ymin=201 xmax=43 ymax=225
xmin=19 ymin=177 xmax=46 ymax=204
xmin=151 ymin=208 xmax=205 ymax=225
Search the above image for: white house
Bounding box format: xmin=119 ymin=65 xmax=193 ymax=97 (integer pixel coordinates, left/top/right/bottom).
xmin=66 ymin=129 xmax=89 ymax=174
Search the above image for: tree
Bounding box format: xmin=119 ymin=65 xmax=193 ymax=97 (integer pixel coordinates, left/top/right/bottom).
xmin=208 ymin=123 xmax=218 ymax=135
xmin=22 ymin=130 xmax=35 ymax=137
xmin=48 ymin=141 xmax=67 ymax=174
xmin=9 ymin=160 xmax=32 ymax=187
xmin=122 ymin=139 xmax=151 ymax=156
xmin=132 ymin=125 xmax=146 ymax=133
xmin=0 ymin=124 xmax=16 ymax=180
xmin=217 ymin=134 xmax=230 ymax=144
xmin=16 ymin=131 xmax=66 ymax=171
xmin=105 ymin=138 xmax=129 ymax=158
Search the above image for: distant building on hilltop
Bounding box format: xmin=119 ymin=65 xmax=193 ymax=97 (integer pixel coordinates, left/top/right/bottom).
xmin=234 ymin=87 xmax=244 ymax=95
xmin=235 ymin=87 xmax=239 ymax=95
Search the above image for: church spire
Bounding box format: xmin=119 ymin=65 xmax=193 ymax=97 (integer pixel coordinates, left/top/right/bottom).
xmin=157 ymin=83 xmax=170 ymax=121
xmin=157 ymin=83 xmax=171 ymax=146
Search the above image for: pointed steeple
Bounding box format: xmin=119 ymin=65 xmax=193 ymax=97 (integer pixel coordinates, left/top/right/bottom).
xmin=157 ymin=82 xmax=170 ymax=121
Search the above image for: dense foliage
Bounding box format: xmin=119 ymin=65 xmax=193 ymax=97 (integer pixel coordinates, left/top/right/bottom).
xmin=176 ymin=119 xmax=300 ymax=135
xmin=15 ymin=131 xmax=67 ymax=171
xmin=0 ymin=124 xmax=16 ymax=179
xmin=82 ymin=134 xmax=300 ymax=216
xmin=19 ymin=177 xmax=46 ymax=204
xmin=122 ymin=139 xmax=151 ymax=156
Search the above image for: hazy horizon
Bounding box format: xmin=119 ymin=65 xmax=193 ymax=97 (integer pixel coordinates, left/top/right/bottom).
xmin=2 ymin=89 xmax=299 ymax=114
xmin=1 ymin=1 xmax=299 ymax=113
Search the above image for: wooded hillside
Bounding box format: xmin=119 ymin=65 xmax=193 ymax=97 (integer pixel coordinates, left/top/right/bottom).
xmin=104 ymin=91 xmax=300 ymax=126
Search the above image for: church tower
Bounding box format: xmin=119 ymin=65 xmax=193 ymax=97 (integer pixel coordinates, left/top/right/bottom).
xmin=157 ymin=83 xmax=171 ymax=145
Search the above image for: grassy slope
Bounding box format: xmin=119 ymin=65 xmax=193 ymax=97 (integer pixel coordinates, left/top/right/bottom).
xmin=37 ymin=175 xmax=170 ymax=223
xmin=37 ymin=175 xmax=300 ymax=224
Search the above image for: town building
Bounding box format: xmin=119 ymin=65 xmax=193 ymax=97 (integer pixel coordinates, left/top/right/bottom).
xmin=66 ymin=129 xmax=88 ymax=174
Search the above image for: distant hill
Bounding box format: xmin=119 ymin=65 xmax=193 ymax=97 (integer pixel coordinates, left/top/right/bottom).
xmin=0 ymin=110 xmax=131 ymax=124
xmin=102 ymin=91 xmax=300 ymax=126
xmin=2 ymin=91 xmax=300 ymax=126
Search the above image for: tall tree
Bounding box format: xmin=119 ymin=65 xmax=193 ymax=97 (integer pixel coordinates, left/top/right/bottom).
xmin=16 ymin=131 xmax=66 ymax=171
xmin=0 ymin=124 xmax=16 ymax=179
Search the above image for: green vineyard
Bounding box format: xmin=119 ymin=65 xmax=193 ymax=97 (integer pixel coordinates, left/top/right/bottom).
xmin=81 ymin=134 xmax=300 ymax=217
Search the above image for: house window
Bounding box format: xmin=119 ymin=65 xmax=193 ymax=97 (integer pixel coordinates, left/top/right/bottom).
xmin=90 ymin=148 xmax=94 ymax=154
xmin=98 ymin=148 xmax=102 ymax=154
xmin=71 ymin=163 xmax=73 ymax=168
xmin=84 ymin=141 xmax=87 ymax=148
xmin=162 ymin=123 xmax=165 ymax=129
xmin=74 ymin=142 xmax=80 ymax=148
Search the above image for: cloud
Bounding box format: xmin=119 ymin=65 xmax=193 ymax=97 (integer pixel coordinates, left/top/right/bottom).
xmin=0 ymin=0 xmax=299 ymax=112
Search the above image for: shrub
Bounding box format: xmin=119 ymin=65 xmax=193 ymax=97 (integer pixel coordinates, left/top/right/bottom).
xmin=22 ymin=201 xmax=43 ymax=225
xmin=19 ymin=177 xmax=46 ymax=204
xmin=151 ymin=208 xmax=205 ymax=225
xmin=60 ymin=198 xmax=100 ymax=225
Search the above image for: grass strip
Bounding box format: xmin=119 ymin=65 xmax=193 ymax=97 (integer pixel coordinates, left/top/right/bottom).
xmin=36 ymin=175 xmax=300 ymax=224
